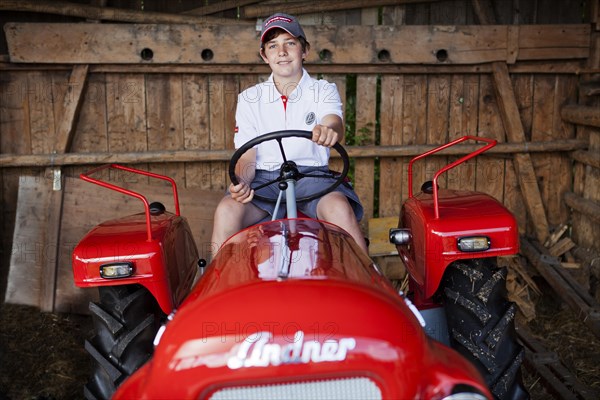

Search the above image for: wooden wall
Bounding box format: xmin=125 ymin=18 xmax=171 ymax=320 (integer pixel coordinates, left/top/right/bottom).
xmin=1 ymin=0 xmax=598 ymax=310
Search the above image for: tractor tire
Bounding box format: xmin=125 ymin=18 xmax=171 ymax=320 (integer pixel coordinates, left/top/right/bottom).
xmin=84 ymin=284 xmax=164 ymax=400
xmin=441 ymin=258 xmax=528 ymax=400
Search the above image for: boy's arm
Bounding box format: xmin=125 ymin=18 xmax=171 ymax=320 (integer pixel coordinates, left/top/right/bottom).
xmin=230 ymin=148 xmax=257 ymax=203
xmin=312 ymin=114 xmax=344 ymax=147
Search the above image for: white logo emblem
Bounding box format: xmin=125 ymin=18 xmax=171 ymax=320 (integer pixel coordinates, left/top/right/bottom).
xmin=227 ymin=331 xmax=356 ymax=369
xmin=305 ymin=112 xmax=316 ymax=125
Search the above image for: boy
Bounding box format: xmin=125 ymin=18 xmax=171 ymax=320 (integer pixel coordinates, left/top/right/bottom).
xmin=210 ymin=13 xmax=367 ymax=255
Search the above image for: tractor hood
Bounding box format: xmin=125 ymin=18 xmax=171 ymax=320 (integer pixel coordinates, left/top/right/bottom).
xmin=189 ymin=218 xmax=396 ymax=301
xmin=114 ymin=219 xmax=490 ymax=399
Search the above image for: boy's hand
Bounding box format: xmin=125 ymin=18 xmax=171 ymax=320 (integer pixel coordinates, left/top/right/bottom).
xmin=229 ymin=181 xmax=254 ymax=203
xmin=312 ymin=124 xmax=339 ymax=147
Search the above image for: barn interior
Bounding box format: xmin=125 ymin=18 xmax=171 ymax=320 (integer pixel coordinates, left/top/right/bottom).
xmin=0 ymin=1 xmax=599 ymax=399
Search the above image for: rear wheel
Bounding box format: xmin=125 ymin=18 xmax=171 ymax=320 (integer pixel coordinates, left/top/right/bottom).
xmin=441 ymin=258 xmax=528 ymax=400
xmin=84 ymin=285 xmax=164 ymax=400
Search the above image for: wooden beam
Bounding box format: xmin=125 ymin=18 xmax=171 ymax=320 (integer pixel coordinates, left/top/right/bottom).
xmin=571 ymin=149 xmax=600 ymax=169
xmin=0 ymin=139 xmax=587 ymax=168
xmin=0 ymin=0 xmax=243 ymax=25
xmin=240 ymin=0 xmax=438 ymax=18
xmin=55 ymin=65 xmax=89 ymax=153
xmin=580 ymin=80 xmax=600 ymax=96
xmin=518 ymin=324 xmax=600 ymax=399
xmin=4 ymin=23 xmax=589 ymax=65
xmin=0 ymin=60 xmax=587 ymax=75
xmin=520 ymin=238 xmax=600 ymax=338
xmin=564 ymin=192 xmax=600 ymax=224
xmin=561 ymin=104 xmax=600 ymax=128
xmin=492 ymin=62 xmax=550 ymax=244
xmin=471 ymin=0 xmax=496 ymax=25
xmin=183 ymin=0 xmax=260 ymax=16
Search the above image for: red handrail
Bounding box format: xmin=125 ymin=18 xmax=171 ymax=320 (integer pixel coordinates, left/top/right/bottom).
xmin=80 ymin=164 xmax=180 ymax=242
xmin=407 ymin=136 xmax=497 ymax=219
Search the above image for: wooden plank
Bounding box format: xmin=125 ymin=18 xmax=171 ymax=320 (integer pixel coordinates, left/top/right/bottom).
xmin=4 ymin=23 xmax=590 ymax=65
xmin=552 ymin=75 xmax=578 ymax=224
xmin=71 ymin=73 xmax=109 ymax=153
xmin=403 ymin=75 xmax=428 ymax=199
xmin=448 ymin=74 xmax=479 ymax=191
xmin=531 ymin=75 xmax=559 ymax=226
xmin=354 ymin=75 xmax=378 ymax=231
xmin=545 ymin=223 xmax=569 ymax=247
xmin=548 ymin=237 xmax=576 ymax=257
xmin=504 ymin=159 xmax=527 ymax=233
xmin=0 ymin=72 xmax=31 ymax=301
xmin=54 ymin=176 xmax=224 ymax=314
xmin=561 ymin=104 xmax=600 ymax=128
xmin=379 ymin=75 xmax=405 ymax=217
xmin=426 ymin=74 xmax=451 ymax=189
xmin=5 ymin=177 xmax=53 ymax=308
xmin=183 ymin=75 xmax=211 ymax=190
xmin=506 ymin=73 xmax=533 ymax=233
xmin=476 ymin=74 xmax=505 ymax=202
xmin=517 ymin=25 xmax=591 ymax=60
xmin=491 ymin=62 xmax=550 ymax=244
xmin=146 ymin=74 xmax=185 ymax=185
xmin=208 ymin=75 xmax=234 ymax=191
xmin=27 ymin=71 xmax=56 ymax=155
xmin=368 ymin=216 xmax=398 ymax=257
xmin=106 ymin=73 xmax=147 ymax=153
xmin=381 ymin=4 xmax=406 ymax=25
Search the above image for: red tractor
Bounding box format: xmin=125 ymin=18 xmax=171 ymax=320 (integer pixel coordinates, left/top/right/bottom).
xmin=389 ymin=136 xmax=527 ymax=399
xmin=72 ymin=132 xmax=525 ymax=399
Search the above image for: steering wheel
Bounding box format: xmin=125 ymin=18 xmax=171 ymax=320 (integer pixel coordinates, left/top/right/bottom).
xmin=229 ymin=130 xmax=350 ymax=203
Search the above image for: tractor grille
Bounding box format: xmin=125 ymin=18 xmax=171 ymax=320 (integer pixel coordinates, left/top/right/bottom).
xmin=208 ymin=377 xmax=382 ymax=400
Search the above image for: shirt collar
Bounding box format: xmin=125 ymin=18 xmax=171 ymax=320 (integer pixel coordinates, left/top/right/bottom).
xmin=266 ymin=68 xmax=310 ymax=99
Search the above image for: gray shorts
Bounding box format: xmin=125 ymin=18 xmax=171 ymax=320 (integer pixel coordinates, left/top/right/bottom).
xmin=247 ymin=166 xmax=364 ymax=223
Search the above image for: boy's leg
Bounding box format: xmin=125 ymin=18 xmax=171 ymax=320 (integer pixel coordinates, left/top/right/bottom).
xmin=211 ymin=196 xmax=268 ymax=256
xmin=316 ymin=191 xmax=368 ymax=254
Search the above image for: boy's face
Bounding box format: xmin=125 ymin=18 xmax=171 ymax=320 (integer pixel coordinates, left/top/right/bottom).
xmin=261 ymin=32 xmax=308 ymax=81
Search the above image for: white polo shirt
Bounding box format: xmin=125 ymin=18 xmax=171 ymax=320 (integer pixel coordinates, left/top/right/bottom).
xmin=234 ymin=69 xmax=343 ymax=171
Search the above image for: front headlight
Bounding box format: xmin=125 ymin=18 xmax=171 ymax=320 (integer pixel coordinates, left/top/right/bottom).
xmin=442 ymin=392 xmax=488 ymax=400
xmin=457 ymin=236 xmax=491 ymax=252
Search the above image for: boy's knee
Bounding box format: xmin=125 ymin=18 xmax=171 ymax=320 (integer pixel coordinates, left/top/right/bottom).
xmin=317 ymin=193 xmax=353 ymax=219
